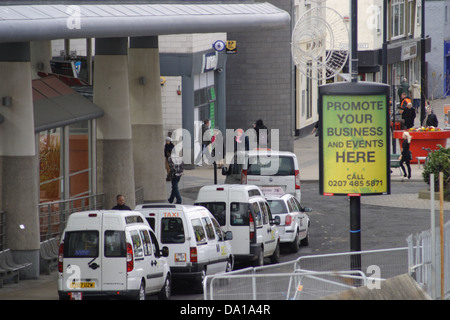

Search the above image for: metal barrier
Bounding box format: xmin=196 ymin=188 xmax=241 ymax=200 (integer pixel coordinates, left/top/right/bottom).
xmin=407 ymin=220 xmax=450 ymax=300
xmin=38 ymin=193 xmax=105 ymax=241
xmin=204 ymin=247 xmax=408 ymax=300
xmin=204 ymin=270 xmax=367 ymax=300
xmin=295 ymin=247 xmax=409 ymax=280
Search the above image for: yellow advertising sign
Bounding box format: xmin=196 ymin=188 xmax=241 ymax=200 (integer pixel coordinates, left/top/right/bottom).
xmin=320 ymin=93 xmax=389 ymax=195
xmin=226 ymin=40 xmax=237 ymax=54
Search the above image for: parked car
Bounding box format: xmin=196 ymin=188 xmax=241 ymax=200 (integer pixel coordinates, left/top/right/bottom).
xmin=134 ymin=204 xmax=233 ymax=292
xmin=222 ymin=150 xmax=302 ymax=206
xmin=195 ymin=184 xmax=280 ymax=267
xmin=265 ymin=192 xmax=310 ymax=253
xmin=57 ymin=210 xmax=171 ymax=300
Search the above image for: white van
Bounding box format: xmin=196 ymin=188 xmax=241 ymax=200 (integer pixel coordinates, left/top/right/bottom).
xmin=223 ymin=150 xmax=302 ymax=205
xmin=134 ymin=204 xmax=233 ymax=292
xmin=57 ymin=210 xmax=171 ymax=300
xmin=195 ymin=184 xmax=280 ymax=267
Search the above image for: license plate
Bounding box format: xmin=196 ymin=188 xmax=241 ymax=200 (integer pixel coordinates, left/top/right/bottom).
xmin=70 ymin=282 xmax=95 ymax=289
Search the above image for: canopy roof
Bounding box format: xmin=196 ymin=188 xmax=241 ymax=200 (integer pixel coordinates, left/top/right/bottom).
xmin=0 ymin=2 xmax=290 ymax=43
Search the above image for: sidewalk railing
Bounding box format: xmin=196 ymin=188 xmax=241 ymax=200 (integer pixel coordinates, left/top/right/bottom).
xmin=38 ymin=193 xmax=105 ymax=241
xmin=204 ymin=247 xmax=408 ymax=300
xmin=407 ymin=220 xmax=450 ymax=300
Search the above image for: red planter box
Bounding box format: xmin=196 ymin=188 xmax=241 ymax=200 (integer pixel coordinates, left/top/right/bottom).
xmin=393 ymin=130 xmax=450 ymax=163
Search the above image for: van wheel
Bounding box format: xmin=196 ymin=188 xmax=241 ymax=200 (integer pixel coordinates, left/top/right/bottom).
xmin=290 ymin=231 xmax=300 ymax=253
xmin=158 ymin=274 xmax=171 ymax=300
xmin=253 ymin=247 xmax=264 ymax=267
xmin=137 ymin=281 xmax=146 ymax=300
xmin=270 ymin=242 xmax=280 ymax=264
xmin=300 ymin=230 xmax=310 ymax=246
xmin=194 ymin=268 xmax=207 ymax=293
xmin=225 ymin=257 xmax=233 ymax=273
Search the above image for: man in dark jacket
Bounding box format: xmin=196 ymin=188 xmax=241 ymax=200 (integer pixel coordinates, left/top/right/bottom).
xmin=402 ymin=101 xmax=416 ymax=129
xmin=254 ymin=119 xmax=269 ymax=148
xmin=112 ymin=194 xmax=131 ymax=210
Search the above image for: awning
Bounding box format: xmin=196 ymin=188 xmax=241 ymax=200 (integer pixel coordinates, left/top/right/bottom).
xmin=33 ymin=77 xmax=103 ymax=132
xmin=0 ymin=3 xmax=290 ymax=43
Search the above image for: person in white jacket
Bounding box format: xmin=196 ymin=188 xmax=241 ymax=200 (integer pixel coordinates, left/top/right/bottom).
xmin=409 ymin=80 xmax=421 ymax=113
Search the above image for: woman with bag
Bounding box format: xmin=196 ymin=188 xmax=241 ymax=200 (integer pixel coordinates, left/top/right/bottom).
xmin=399 ymin=131 xmax=412 ymax=179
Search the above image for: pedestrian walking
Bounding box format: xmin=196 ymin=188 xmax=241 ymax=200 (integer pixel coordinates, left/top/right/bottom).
xmin=399 ymin=131 xmax=412 ymax=180
xmin=254 ymin=119 xmax=269 ymax=148
xmin=168 ymin=153 xmax=184 ymax=204
xmin=164 ymin=137 xmax=174 ymax=181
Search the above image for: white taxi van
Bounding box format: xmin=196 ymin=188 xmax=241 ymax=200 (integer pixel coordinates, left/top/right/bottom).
xmin=195 ymin=184 xmax=280 ymax=267
xmin=134 ymin=204 xmax=233 ymax=292
xmin=57 ymin=210 xmax=171 ymax=300
xmin=223 ymin=150 xmax=302 ymax=205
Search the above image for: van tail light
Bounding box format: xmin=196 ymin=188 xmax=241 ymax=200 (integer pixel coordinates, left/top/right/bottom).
xmin=58 ymin=243 xmax=64 ymax=273
xmin=190 ymin=247 xmax=198 ymax=263
xmin=249 ymin=213 xmax=255 ymax=241
xmin=285 ymin=215 xmax=292 ymax=226
xmin=295 ymin=170 xmax=301 ymax=190
xmin=126 ymin=243 xmax=134 ymax=272
xmin=241 ymin=169 xmax=247 ymax=184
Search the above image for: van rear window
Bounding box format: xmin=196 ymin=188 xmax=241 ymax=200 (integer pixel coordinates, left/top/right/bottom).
xmin=231 ymin=202 xmax=251 ymax=226
xmin=64 ymin=231 xmax=99 ymax=258
xmin=247 ymin=156 xmax=295 ymax=176
xmin=104 ymin=230 xmax=126 ymax=257
xmin=197 ymin=202 xmax=226 ymax=226
xmin=267 ymin=200 xmax=288 ymax=214
xmin=161 ymin=218 xmax=185 ymax=244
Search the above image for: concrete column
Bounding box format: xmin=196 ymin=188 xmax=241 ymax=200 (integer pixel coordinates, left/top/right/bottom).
xmin=128 ymin=36 xmax=166 ymax=202
xmin=181 ymin=75 xmax=195 ymax=168
xmin=0 ymin=42 xmax=40 ymax=279
xmin=30 ymin=41 xmax=52 ymax=80
xmin=94 ymin=38 xmax=136 ymax=210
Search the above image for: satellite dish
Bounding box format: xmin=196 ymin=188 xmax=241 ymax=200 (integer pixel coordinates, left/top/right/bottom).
xmin=291 ymin=6 xmax=349 ymax=81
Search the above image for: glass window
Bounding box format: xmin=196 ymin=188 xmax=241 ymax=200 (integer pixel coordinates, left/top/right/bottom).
xmin=391 ymin=0 xmax=405 ymax=38
xmin=104 ymin=230 xmax=126 ymax=257
xmin=68 ymin=121 xmax=91 ymax=199
xmin=211 ymin=217 xmax=225 ymax=241
xmin=260 ymin=201 xmax=269 ymax=224
xmin=202 ymin=217 xmax=216 ymax=240
xmin=161 ymin=217 xmax=185 ymax=244
xmin=268 ymin=200 xmax=288 ymax=214
xmin=149 ymin=230 xmax=160 ymax=257
xmin=247 ymin=156 xmax=295 ymax=176
xmin=252 ymin=202 xmax=262 ymax=226
xmin=191 ymin=218 xmax=207 ymax=244
xmin=64 ymin=230 xmax=99 ymax=258
xmin=39 ymin=129 xmax=63 ymax=202
xmin=140 ymin=229 xmax=153 ymax=256
xmin=130 ymin=230 xmax=144 ymax=258
xmin=197 ymin=202 xmax=226 ymax=226
xmin=231 ymin=202 xmax=250 ymax=226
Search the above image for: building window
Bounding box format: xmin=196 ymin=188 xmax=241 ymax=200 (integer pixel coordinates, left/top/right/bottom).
xmin=39 ymin=120 xmax=93 ymax=203
xmin=408 ymin=0 xmax=415 ymax=36
xmin=39 ymin=128 xmax=62 ymax=202
xmin=392 ymin=0 xmax=405 ymax=39
xmin=195 ymin=86 xmax=217 ymax=127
